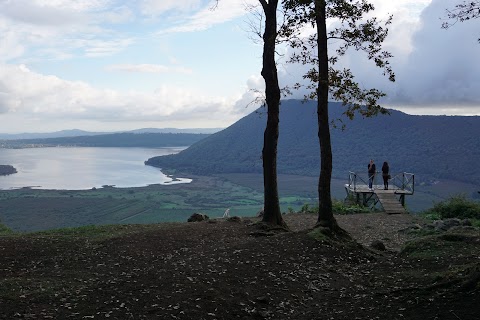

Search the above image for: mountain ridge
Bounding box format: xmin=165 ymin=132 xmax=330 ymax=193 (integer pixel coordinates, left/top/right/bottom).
xmin=0 ymin=132 xmax=209 ymax=148
xmin=145 ymin=99 xmax=480 ymax=185
xmin=0 ymin=128 xmax=222 ymax=140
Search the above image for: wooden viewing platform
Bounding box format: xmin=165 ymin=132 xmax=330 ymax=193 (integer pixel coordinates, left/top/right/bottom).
xmin=345 ymin=172 xmax=415 ymax=214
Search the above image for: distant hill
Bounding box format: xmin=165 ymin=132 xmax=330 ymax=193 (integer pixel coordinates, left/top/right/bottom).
xmin=145 ymin=99 xmax=480 ymax=185
xmin=0 ymin=132 xmax=209 ymax=148
xmin=128 ymin=128 xmax=222 ymax=134
xmin=0 ymin=128 xmax=222 ymax=140
xmin=0 ymin=129 xmax=104 ymax=140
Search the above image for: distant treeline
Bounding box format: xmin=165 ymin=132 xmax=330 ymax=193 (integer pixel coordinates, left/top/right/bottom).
xmin=0 ymin=165 xmax=17 ymax=176
xmin=0 ymin=132 xmax=210 ymax=148
xmin=146 ymin=99 xmax=480 ymax=185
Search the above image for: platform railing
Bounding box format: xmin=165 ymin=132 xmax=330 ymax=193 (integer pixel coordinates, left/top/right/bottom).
xmin=347 ymin=171 xmax=371 ymax=191
xmin=391 ymin=172 xmax=415 ymax=194
xmin=347 ymin=171 xmax=414 ymax=194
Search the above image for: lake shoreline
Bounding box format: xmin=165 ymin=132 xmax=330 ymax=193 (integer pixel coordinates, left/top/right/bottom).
xmin=0 ymin=147 xmax=187 ymax=190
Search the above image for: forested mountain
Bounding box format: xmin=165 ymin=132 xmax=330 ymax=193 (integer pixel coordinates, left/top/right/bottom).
xmin=146 ymin=99 xmax=480 ymax=185
xmin=0 ymin=133 xmax=209 ymax=148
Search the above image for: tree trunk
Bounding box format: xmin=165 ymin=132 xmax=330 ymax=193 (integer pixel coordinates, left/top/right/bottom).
xmin=315 ymin=0 xmax=339 ymax=230
xmin=259 ymin=0 xmax=286 ymax=228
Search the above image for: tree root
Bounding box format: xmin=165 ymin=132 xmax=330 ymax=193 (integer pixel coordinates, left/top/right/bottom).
xmin=248 ymin=221 xmax=290 ymax=237
xmin=314 ymin=219 xmax=353 ymax=242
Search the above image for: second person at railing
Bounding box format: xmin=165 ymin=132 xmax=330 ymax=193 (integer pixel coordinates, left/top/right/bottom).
xmin=382 ymin=161 xmax=390 ymax=190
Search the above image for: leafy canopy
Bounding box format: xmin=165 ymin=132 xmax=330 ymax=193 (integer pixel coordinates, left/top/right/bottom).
xmin=279 ymin=0 xmax=395 ymax=120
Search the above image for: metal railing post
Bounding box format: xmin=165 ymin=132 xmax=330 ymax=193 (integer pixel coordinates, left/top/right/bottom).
xmin=353 ymin=172 xmax=357 ymax=192
xmin=412 ymin=174 xmax=415 ymax=194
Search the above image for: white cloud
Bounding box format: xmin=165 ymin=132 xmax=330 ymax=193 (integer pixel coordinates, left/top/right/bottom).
xmin=139 ymin=0 xmax=204 ymax=16
xmin=0 ymin=0 xmax=255 ymax=64
xmin=367 ymin=1 xmax=432 ymax=60
xmin=2 ymin=0 xmax=476 ymax=135
xmin=102 ymin=5 xmax=135 ymax=24
xmin=0 ymin=63 xmax=242 ymax=126
xmin=0 ymin=23 xmax=26 ymax=61
xmin=157 ymin=0 xmax=257 ymax=34
xmin=80 ymin=38 xmax=135 ymax=57
xmin=105 ymin=63 xmax=193 ymax=74
xmin=0 ymin=0 xmax=88 ymax=26
xmin=383 ymin=0 xmax=480 ymax=111
xmin=34 ymin=0 xmax=110 ymax=11
xmin=0 ymin=0 xmax=136 ymax=62
xmin=272 ymin=0 xmax=480 ymax=114
xmin=358 ymin=0 xmax=480 ymax=112
xmin=233 ymin=75 xmax=264 ymax=113
xmin=0 ymin=0 xmax=261 ymax=132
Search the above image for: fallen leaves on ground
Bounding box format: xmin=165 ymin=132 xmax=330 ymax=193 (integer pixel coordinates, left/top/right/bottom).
xmin=0 ymin=213 xmax=478 ymax=319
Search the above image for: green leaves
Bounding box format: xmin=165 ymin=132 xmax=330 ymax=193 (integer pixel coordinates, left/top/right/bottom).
xmin=328 ymin=68 xmax=389 ymax=119
xmin=280 ymin=0 xmax=395 ymax=121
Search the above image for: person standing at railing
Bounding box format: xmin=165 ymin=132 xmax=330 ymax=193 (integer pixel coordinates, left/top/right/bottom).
xmin=382 ymin=161 xmax=390 ymax=190
xmin=368 ymin=159 xmax=376 ymax=190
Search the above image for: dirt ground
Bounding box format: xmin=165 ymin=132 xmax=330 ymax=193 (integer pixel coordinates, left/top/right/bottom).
xmin=0 ymin=213 xmax=479 ymax=320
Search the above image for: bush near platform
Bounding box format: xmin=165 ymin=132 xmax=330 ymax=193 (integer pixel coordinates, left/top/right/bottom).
xmin=421 ymin=195 xmax=480 ymax=221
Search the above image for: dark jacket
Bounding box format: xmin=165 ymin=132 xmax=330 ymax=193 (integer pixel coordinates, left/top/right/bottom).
xmin=368 ymin=163 xmax=376 ymax=175
xmin=382 ymin=163 xmax=389 ymax=176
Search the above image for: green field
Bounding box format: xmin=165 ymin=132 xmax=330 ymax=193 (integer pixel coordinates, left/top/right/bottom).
xmin=0 ymin=175 xmax=313 ymax=232
xmin=1 ymin=173 xmax=478 ymax=232
xmin=218 ymin=173 xmax=480 ymax=212
xmin=0 ymin=177 xmax=248 ymax=231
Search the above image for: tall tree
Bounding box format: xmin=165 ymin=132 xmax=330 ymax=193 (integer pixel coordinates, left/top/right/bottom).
xmin=258 ymin=0 xmax=287 ymax=228
xmin=281 ymin=0 xmax=395 ymax=230
xmin=215 ymin=0 xmax=286 ymax=227
xmin=442 ymin=0 xmax=480 ymax=42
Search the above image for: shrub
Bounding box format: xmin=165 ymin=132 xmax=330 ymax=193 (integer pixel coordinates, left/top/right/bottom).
xmin=0 ymin=221 xmax=13 ymax=235
xmin=421 ymin=195 xmax=480 ymax=220
xmin=332 ymin=199 xmax=370 ymax=215
xmin=300 ymin=203 xmax=318 ymax=214
xmin=299 ymin=200 xmax=369 ymax=215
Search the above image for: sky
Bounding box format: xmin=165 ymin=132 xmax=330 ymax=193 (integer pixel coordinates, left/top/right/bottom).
xmin=0 ymin=0 xmax=479 ymax=133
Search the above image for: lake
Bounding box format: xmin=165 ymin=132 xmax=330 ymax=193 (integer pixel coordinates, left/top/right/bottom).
xmin=0 ymin=147 xmax=190 ymax=190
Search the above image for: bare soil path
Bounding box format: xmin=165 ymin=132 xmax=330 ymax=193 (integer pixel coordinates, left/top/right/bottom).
xmin=0 ymin=213 xmax=478 ymax=320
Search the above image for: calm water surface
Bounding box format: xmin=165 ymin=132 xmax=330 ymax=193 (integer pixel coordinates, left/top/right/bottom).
xmin=0 ymin=147 xmax=190 ymax=190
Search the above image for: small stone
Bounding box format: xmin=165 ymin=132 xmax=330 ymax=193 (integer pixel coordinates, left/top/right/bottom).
xmin=187 ymin=213 xmax=209 ymax=222
xmin=256 ymin=310 xmax=271 ymax=318
xmin=227 ymin=216 xmax=242 ymax=223
xmin=370 ymin=240 xmax=386 ymax=251
xmin=256 ymin=296 xmax=269 ymax=304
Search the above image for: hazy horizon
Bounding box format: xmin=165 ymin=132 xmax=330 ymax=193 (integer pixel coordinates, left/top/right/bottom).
xmin=2 ymin=103 xmax=480 ymax=135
